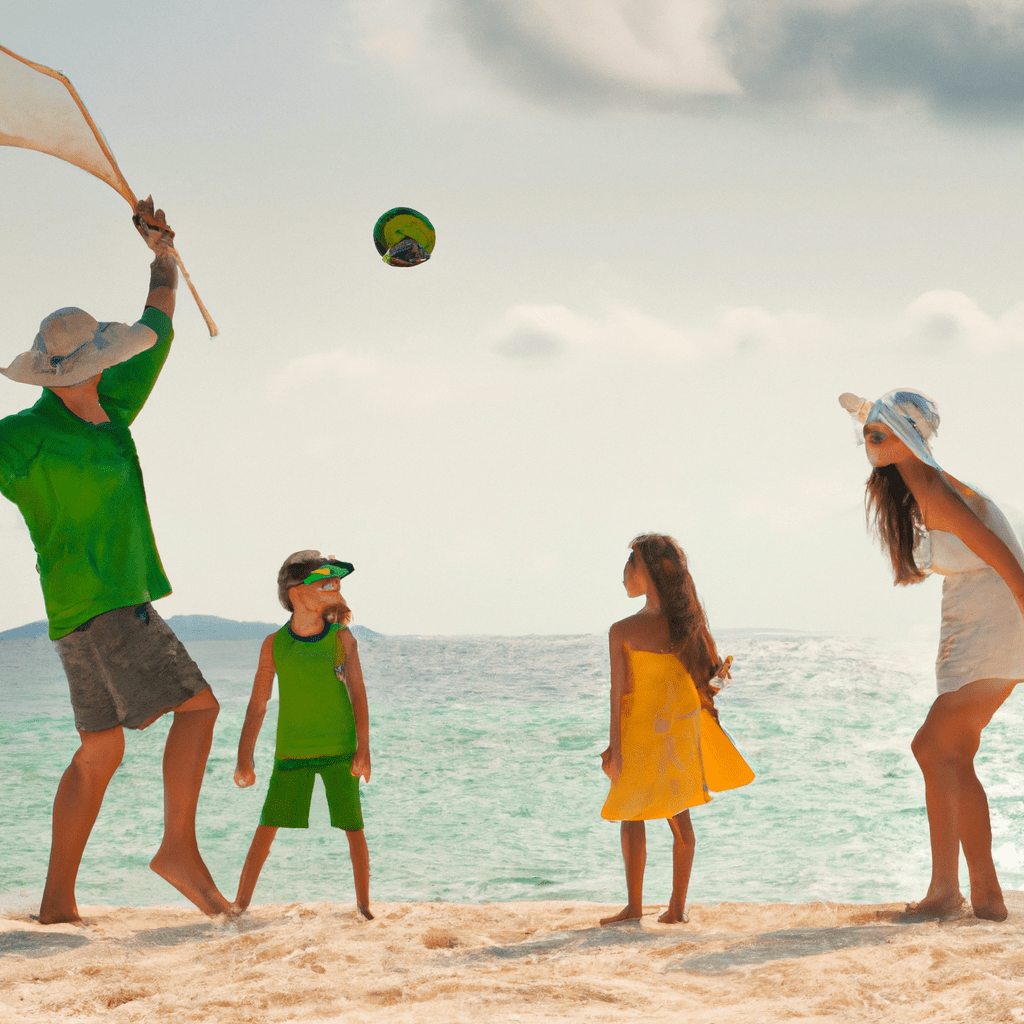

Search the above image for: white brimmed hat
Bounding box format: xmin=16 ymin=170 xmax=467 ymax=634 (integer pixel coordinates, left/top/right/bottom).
xmin=0 ymin=307 xmax=158 ymax=387
xmin=839 ymin=388 xmax=942 ymax=470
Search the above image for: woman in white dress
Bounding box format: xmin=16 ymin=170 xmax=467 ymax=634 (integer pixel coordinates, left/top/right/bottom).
xmin=841 ymin=389 xmax=1024 ymax=921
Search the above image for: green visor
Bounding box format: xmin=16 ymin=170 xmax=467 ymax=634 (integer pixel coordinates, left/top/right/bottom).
xmin=301 ymin=560 xmax=355 ymax=585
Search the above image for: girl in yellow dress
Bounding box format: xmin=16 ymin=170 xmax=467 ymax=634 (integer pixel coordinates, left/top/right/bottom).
xmin=600 ymin=534 xmax=753 ymax=925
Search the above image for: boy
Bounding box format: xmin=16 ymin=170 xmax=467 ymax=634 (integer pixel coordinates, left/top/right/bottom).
xmin=233 ymin=550 xmax=372 ymax=918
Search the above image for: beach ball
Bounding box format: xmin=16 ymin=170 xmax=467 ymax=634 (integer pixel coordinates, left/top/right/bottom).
xmin=373 ymin=207 xmax=435 ymax=267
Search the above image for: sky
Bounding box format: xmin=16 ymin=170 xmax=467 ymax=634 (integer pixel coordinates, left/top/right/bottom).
xmin=3 ymin=0 xmax=1024 ymax=639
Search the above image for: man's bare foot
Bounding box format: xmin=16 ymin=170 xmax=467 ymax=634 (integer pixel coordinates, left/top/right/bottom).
xmin=600 ymin=904 xmax=643 ymax=925
xmin=358 ymin=903 xmax=374 ymax=921
xmin=902 ymin=891 xmax=966 ymax=920
xmin=150 ymin=846 xmax=232 ymax=916
xmin=658 ymin=905 xmax=689 ymax=924
xmin=970 ymin=888 xmax=1008 ymax=922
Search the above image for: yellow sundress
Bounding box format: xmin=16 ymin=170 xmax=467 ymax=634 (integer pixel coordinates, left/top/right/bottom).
xmin=601 ymin=644 xmax=754 ymax=821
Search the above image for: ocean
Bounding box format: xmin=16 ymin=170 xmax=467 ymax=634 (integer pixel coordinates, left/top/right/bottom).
xmin=1 ymin=630 xmax=1022 ymax=913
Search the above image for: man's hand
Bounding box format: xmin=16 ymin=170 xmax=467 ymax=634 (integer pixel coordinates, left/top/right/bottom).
xmin=234 ymin=762 xmax=256 ymax=788
xmin=133 ymin=195 xmax=175 ymax=255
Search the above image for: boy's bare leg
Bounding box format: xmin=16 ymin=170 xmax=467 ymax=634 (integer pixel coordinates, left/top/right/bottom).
xmin=908 ymin=678 xmax=1016 ymax=922
xmin=38 ymin=726 xmax=125 ymax=924
xmin=234 ymin=825 xmax=278 ymax=911
xmin=601 ymin=820 xmax=646 ymax=924
xmin=659 ymin=810 xmax=694 ymax=923
xmin=149 ymin=688 xmax=232 ymax=916
xmin=345 ymin=829 xmax=373 ymax=919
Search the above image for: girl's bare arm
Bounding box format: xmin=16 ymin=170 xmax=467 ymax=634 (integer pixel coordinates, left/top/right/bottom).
xmin=340 ymin=629 xmax=371 ymax=782
xmin=602 ymin=622 xmax=629 ymax=782
xmin=234 ymin=633 xmax=276 ymax=787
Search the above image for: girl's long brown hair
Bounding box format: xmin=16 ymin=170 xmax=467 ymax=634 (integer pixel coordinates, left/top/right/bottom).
xmin=865 ymin=465 xmax=927 ymax=585
xmin=631 ymin=533 xmax=721 ymax=686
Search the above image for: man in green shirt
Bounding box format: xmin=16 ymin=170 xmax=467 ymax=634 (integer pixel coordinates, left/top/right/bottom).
xmin=0 ymin=199 xmax=231 ymax=923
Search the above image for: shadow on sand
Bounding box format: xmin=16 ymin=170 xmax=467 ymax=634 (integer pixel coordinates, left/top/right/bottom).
xmin=0 ymin=931 xmax=91 ymax=958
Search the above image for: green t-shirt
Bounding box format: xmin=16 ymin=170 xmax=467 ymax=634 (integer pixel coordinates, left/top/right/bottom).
xmin=0 ymin=307 xmax=174 ymax=639
xmin=273 ymin=622 xmax=357 ymax=760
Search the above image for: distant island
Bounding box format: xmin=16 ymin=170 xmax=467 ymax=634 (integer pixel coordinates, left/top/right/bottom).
xmin=0 ymin=615 xmax=382 ymax=642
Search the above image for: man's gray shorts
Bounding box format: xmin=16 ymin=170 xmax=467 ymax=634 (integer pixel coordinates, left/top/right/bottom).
xmin=54 ymin=603 xmax=209 ymax=732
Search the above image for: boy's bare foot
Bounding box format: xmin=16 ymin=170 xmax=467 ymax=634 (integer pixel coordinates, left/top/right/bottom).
xmin=970 ymin=887 xmax=1008 ymax=922
xmin=902 ymin=890 xmax=966 ymax=920
xmin=600 ymin=904 xmax=643 ymax=925
xmin=358 ymin=903 xmax=375 ymax=921
xmin=150 ymin=845 xmax=232 ymax=916
xmin=657 ymin=905 xmax=689 ymax=924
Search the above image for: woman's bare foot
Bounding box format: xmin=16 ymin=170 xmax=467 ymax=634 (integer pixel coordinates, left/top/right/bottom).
xmin=658 ymin=904 xmax=689 ymax=924
xmin=902 ymin=890 xmax=966 ymax=920
xmin=357 ymin=903 xmax=375 ymax=921
xmin=970 ymin=886 xmax=1008 ymax=922
xmin=600 ymin=904 xmax=643 ymax=925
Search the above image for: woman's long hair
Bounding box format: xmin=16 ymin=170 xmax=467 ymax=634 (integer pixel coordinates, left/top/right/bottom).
xmin=865 ymin=465 xmax=927 ymax=585
xmin=631 ymin=534 xmax=721 ymax=686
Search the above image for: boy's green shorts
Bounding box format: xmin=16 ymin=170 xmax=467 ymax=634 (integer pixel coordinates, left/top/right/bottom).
xmin=260 ymin=754 xmax=363 ymax=831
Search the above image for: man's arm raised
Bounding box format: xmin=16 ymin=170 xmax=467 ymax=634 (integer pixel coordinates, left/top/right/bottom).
xmin=133 ymin=196 xmax=177 ymax=318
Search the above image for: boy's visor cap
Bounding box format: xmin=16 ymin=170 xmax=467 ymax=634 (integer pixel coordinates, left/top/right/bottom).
xmin=297 ymin=560 xmax=354 ymax=586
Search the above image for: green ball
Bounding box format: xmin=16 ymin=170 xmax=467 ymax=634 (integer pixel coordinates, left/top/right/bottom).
xmin=373 ymin=207 xmax=435 ymax=266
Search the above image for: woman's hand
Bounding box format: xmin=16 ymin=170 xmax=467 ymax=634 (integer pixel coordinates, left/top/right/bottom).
xmin=234 ymin=762 xmax=256 ymax=788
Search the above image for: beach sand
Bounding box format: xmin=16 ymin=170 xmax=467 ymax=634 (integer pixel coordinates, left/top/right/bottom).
xmin=2 ymin=895 xmax=1024 ymax=1023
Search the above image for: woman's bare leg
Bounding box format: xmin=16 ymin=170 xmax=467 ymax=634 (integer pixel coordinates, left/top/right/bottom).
xmin=659 ymin=810 xmax=694 ymax=923
xmin=910 ymin=678 xmax=1018 ymax=921
xmin=346 ymin=830 xmax=373 ymax=919
xmin=234 ymin=825 xmax=278 ymax=911
xmin=601 ymin=820 xmax=646 ymax=924
xmin=38 ymin=726 xmax=125 ymax=924
xmin=149 ymin=688 xmax=232 ymax=915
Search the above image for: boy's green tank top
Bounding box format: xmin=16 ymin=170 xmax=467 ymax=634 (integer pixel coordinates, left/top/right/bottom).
xmin=273 ymin=622 xmax=357 ymax=760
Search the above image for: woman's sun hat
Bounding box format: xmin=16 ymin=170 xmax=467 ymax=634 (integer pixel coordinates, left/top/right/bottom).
xmin=0 ymin=307 xmax=158 ymax=387
xmin=839 ymin=388 xmax=942 ymax=470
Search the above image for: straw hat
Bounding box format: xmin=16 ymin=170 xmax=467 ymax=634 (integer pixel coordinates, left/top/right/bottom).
xmin=0 ymin=307 xmax=158 ymax=387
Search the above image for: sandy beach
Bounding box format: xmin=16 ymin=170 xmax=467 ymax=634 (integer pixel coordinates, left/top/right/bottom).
xmin=2 ymin=895 xmax=1023 ymax=1023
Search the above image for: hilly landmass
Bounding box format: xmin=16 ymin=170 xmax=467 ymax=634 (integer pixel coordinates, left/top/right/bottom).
xmin=0 ymin=615 xmax=381 ymax=642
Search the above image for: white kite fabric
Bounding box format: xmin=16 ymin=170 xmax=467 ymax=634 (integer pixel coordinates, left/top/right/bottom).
xmin=0 ymin=44 xmax=218 ymax=336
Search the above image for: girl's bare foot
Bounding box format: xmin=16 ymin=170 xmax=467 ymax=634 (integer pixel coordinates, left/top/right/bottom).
xmin=658 ymin=905 xmax=689 ymax=924
xmin=34 ymin=907 xmax=83 ymax=926
xmin=600 ymin=904 xmax=643 ymax=925
xmin=902 ymin=890 xmax=966 ymax=920
xmin=357 ymin=903 xmax=374 ymax=921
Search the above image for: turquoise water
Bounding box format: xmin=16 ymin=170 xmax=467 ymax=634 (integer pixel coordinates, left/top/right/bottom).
xmin=1 ymin=630 xmax=1022 ymax=911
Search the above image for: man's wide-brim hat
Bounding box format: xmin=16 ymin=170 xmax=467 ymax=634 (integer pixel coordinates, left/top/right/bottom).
xmin=0 ymin=307 xmax=157 ymax=387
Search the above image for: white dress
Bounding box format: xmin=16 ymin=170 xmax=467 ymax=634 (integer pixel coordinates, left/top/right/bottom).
xmin=924 ymin=488 xmax=1024 ymax=694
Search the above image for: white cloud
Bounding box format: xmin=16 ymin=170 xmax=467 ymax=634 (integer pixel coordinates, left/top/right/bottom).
xmin=352 ymin=0 xmax=1024 ymax=117
xmin=482 ymin=0 xmax=742 ymax=96
xmin=716 ymin=305 xmax=827 ymax=354
xmin=492 ymin=301 xmax=827 ymax=362
xmin=901 ymin=290 xmax=1024 ymax=353
xmin=492 ymin=303 xmax=698 ymax=361
xmin=271 ymin=349 xmax=384 ymax=392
